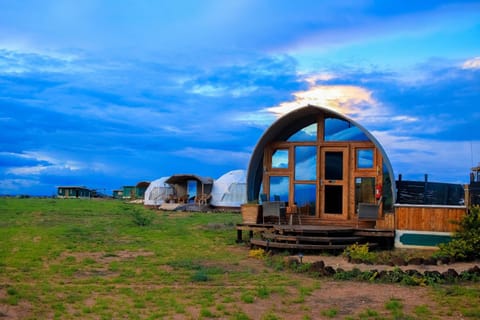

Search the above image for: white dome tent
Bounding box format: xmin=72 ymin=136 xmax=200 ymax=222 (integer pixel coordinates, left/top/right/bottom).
xmin=210 ymin=170 xmax=247 ymax=209
xmin=143 ymin=177 xmax=174 ymax=207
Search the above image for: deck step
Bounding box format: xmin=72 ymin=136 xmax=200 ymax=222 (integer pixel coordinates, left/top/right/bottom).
xmin=251 ymin=239 xmax=378 ymax=251
xmin=262 ymin=233 xmax=366 ymax=244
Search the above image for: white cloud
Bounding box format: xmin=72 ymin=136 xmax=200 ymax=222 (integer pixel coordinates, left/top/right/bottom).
xmin=301 ymin=72 xmax=337 ymax=85
xmin=4 ymin=151 xmax=86 ymax=176
xmin=373 ymin=130 xmax=477 ymax=182
xmin=267 ymin=84 xmax=377 ymax=116
xmin=189 ymin=84 xmax=258 ymax=97
xmin=461 ymin=57 xmax=480 ymax=70
xmin=0 ymin=178 xmax=39 ymax=191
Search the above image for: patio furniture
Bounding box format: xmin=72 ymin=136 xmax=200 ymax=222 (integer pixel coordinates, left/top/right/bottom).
xmin=262 ymin=201 xmax=286 ymax=224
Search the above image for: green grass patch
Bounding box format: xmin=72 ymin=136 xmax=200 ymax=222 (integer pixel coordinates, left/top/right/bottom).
xmin=1 ymin=198 xmax=479 ymax=319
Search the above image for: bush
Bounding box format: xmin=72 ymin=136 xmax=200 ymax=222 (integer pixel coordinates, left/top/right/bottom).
xmin=342 ymin=243 xmax=376 ymax=264
xmin=435 ymin=205 xmax=480 ymax=261
xmin=130 ymin=208 xmax=155 ymax=227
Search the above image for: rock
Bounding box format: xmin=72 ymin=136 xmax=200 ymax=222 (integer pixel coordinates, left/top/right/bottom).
xmin=323 ymin=266 xmax=336 ymax=276
xmin=467 ymin=265 xmax=480 ymax=275
xmin=309 ymin=260 xmax=325 ymax=273
xmin=407 ymin=257 xmax=424 ymax=265
xmin=287 ymin=257 xmax=299 ymax=267
xmin=405 ymin=269 xmax=422 ymax=277
xmin=390 ymin=257 xmax=407 ymax=266
xmin=423 ymin=257 xmax=437 ymax=265
xmin=377 ymin=270 xmax=388 ymax=280
xmin=442 ymin=268 xmax=459 ymax=280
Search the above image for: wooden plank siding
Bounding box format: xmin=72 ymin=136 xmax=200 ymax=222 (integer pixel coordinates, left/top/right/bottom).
xmin=395 ymin=205 xmax=467 ymax=232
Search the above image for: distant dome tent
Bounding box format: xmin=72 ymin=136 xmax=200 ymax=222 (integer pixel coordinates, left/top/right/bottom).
xmin=143 ymin=177 xmax=174 ymax=207
xmin=210 ymin=170 xmax=247 ymax=209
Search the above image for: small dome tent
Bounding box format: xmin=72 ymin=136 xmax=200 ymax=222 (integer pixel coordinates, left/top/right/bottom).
xmin=143 ymin=177 xmax=174 ymax=207
xmin=210 ymin=170 xmax=247 ymax=209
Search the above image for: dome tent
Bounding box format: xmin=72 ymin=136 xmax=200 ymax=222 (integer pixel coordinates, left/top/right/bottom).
xmin=143 ymin=177 xmax=174 ymax=207
xmin=210 ymin=170 xmax=247 ymax=209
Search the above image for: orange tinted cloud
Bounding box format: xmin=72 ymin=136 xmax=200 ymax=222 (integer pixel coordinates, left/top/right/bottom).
xmin=266 ymin=84 xmax=379 ymax=119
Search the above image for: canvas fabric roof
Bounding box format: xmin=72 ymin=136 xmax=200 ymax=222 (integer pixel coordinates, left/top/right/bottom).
xmin=144 ymin=177 xmax=173 ymax=206
xmin=210 ymin=170 xmax=247 ymax=208
xmin=165 ymin=174 xmax=213 ymax=185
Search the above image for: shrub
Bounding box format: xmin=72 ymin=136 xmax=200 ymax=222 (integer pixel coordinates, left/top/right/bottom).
xmin=130 ymin=208 xmax=155 ymax=226
xmin=342 ymin=243 xmax=376 ymax=264
xmin=248 ymin=248 xmax=266 ymax=259
xmin=435 ymin=205 xmax=480 ymax=261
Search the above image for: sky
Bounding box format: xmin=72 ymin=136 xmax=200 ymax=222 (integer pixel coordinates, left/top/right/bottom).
xmin=0 ymin=0 xmax=479 ymax=196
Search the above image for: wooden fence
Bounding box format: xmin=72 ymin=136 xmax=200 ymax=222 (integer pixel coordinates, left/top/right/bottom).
xmin=395 ymin=204 xmax=467 ymax=232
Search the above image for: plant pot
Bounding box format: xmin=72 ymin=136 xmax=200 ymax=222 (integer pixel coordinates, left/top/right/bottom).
xmin=241 ymin=204 xmax=262 ymax=224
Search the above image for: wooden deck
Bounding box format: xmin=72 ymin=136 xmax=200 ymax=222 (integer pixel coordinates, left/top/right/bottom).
xmin=236 ymin=223 xmax=394 ymax=251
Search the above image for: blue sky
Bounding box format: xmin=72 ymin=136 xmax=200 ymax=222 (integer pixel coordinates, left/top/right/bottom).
xmin=1 ymin=0 xmax=479 ymax=195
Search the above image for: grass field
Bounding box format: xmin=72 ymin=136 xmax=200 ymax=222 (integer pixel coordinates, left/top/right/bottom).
xmin=1 ymin=198 xmax=479 ymax=319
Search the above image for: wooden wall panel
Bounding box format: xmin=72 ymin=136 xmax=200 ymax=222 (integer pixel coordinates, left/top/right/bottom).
xmin=376 ymin=213 xmax=395 ymax=229
xmin=395 ymin=205 xmax=467 ymax=232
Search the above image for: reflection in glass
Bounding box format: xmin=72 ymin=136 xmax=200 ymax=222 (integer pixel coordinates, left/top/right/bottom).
xmin=355 ymin=177 xmax=376 ymax=212
xmin=272 ymin=149 xmax=288 ymax=168
xmin=269 ymin=176 xmax=289 ymax=202
xmin=295 ymin=146 xmax=317 ymax=180
xmin=324 ymin=118 xmax=368 ymax=141
xmin=294 ymin=184 xmax=316 ymax=215
xmin=325 ymin=152 xmax=343 ymax=180
xmin=324 ymin=185 xmax=343 ymax=214
xmin=357 ymin=149 xmax=374 ymax=169
xmin=382 ymin=164 xmax=393 ymax=212
xmin=287 ymin=123 xmax=317 ymax=142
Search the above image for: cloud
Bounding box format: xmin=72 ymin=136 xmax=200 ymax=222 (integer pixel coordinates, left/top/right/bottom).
xmin=374 ymin=130 xmax=479 ymax=182
xmin=462 ymin=57 xmax=480 ymax=70
xmin=266 ymin=84 xmax=378 ymax=117
xmin=0 ymin=178 xmax=39 ymax=192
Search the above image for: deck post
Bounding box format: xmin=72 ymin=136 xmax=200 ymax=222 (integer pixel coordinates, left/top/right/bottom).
xmin=236 ymin=229 xmax=243 ymax=243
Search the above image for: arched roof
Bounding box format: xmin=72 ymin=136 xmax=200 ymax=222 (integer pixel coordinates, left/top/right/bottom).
xmin=246 ymin=104 xmax=396 ymax=202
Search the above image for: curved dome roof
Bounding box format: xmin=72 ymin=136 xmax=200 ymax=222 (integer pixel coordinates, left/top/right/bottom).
xmin=246 ymin=104 xmax=395 ymax=202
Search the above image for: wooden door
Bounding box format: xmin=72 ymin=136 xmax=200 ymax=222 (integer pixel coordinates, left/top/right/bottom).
xmin=320 ymin=146 xmax=349 ymax=220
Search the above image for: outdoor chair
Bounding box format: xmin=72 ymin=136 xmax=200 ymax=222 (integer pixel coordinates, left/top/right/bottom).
xmin=357 ymin=202 xmax=379 ymax=227
xmin=262 ymin=201 xmax=286 ymax=224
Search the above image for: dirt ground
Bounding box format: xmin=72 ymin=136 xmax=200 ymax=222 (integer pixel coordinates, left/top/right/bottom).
xmin=2 ymin=250 xmax=479 ymax=319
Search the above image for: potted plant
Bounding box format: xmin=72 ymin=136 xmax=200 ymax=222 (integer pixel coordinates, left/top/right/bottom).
xmin=241 ymin=201 xmax=262 ymax=224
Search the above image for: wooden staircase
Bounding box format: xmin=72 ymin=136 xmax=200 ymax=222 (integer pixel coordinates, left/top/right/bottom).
xmin=250 ymin=225 xmax=383 ymax=252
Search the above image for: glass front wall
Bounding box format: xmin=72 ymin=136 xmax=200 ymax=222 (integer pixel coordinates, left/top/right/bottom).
xmin=324 ymin=185 xmax=343 ymax=214
xmin=272 ymin=149 xmax=289 ymax=169
xmin=259 ymin=113 xmax=393 ymax=220
xmin=287 ymin=123 xmax=317 ymax=142
xmin=355 ymin=177 xmax=376 ymax=212
xmin=325 ymin=152 xmax=343 ymax=180
xmin=294 ymin=184 xmax=316 ymax=215
xmin=269 ymin=176 xmax=289 ymax=202
xmin=357 ymin=149 xmax=374 ymax=169
xmin=294 ymin=146 xmax=317 ymax=180
xmin=325 ymin=118 xmax=369 ymax=141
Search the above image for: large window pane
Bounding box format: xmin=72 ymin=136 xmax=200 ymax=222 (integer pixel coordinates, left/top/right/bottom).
xmin=272 ymin=149 xmax=288 ymax=169
xmin=295 ymin=146 xmax=317 ymax=180
xmin=324 ymin=118 xmax=368 ymax=141
xmin=269 ymin=176 xmax=289 ymax=202
xmin=324 ymin=185 xmax=343 ymax=214
xmin=325 ymin=152 xmax=343 ymax=180
xmin=287 ymin=123 xmax=317 ymax=142
xmin=355 ymin=177 xmax=376 ymax=211
xmin=357 ymin=149 xmax=374 ymax=169
xmin=294 ymin=184 xmax=316 ymax=216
